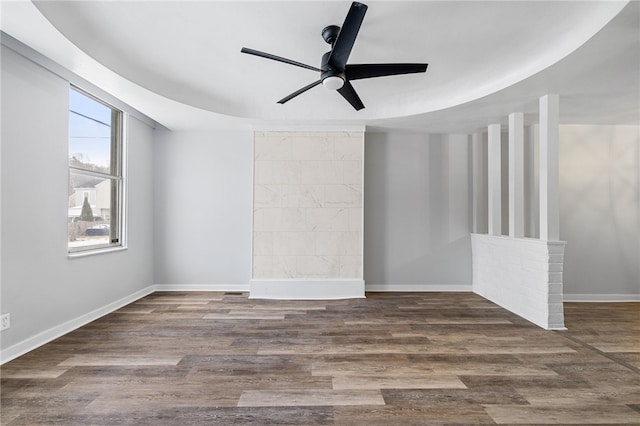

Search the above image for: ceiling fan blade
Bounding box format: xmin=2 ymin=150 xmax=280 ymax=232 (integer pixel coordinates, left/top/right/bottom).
xmin=277 ymin=80 xmax=323 ymax=104
xmin=328 ymin=2 xmax=368 ymax=71
xmin=346 ymin=63 xmax=428 ymax=81
xmin=241 ymin=47 xmax=321 ymax=72
xmin=337 ymin=80 xmax=365 ymax=111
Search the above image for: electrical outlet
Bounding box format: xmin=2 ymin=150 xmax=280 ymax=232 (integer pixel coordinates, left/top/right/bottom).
xmin=1 ymin=313 xmax=10 ymax=331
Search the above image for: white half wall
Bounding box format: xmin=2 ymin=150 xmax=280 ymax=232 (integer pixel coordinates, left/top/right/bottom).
xmin=471 ymin=234 xmax=566 ymax=330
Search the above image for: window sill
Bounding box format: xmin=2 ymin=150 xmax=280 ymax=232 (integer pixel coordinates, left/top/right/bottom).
xmin=68 ymin=246 xmax=128 ymax=259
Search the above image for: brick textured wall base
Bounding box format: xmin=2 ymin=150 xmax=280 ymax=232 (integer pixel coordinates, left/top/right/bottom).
xmin=471 ymin=234 xmax=566 ymax=330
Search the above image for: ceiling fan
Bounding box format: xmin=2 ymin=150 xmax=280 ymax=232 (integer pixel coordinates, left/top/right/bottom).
xmin=241 ymin=1 xmax=428 ymax=111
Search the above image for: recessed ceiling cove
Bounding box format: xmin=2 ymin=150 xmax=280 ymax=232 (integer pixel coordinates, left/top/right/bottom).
xmin=34 ymin=1 xmax=626 ymax=122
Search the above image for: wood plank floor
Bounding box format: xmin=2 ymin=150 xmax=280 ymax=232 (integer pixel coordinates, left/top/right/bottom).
xmin=1 ymin=292 xmax=639 ymax=425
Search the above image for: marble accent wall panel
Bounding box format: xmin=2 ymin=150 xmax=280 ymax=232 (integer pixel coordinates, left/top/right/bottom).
xmin=253 ymin=131 xmax=364 ymax=280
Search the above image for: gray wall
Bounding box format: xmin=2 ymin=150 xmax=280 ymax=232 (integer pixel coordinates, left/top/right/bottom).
xmin=0 ymin=45 xmax=155 ymax=352
xmin=364 ymin=132 xmax=472 ymax=288
xmin=560 ymin=125 xmax=640 ymax=298
xmin=151 ymin=129 xmax=475 ymax=290
xmin=152 ymin=129 xmax=253 ymax=285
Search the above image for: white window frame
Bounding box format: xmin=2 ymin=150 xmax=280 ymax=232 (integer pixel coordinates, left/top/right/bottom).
xmin=68 ymin=85 xmax=127 ymax=256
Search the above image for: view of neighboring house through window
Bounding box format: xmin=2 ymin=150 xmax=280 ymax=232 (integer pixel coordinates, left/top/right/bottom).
xmin=68 ymin=87 xmax=123 ymax=253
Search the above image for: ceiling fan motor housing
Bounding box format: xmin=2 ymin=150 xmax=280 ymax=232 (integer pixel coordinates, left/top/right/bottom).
xmin=321 ymin=51 xmax=345 ymax=89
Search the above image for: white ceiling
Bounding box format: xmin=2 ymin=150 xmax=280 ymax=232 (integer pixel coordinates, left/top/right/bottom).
xmin=1 ymin=1 xmax=638 ymax=132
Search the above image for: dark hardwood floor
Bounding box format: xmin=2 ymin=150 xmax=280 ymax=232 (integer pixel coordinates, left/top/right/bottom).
xmin=1 ymin=292 xmax=639 ymax=425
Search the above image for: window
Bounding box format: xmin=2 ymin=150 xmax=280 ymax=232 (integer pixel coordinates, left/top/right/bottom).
xmin=68 ymin=87 xmax=124 ymax=253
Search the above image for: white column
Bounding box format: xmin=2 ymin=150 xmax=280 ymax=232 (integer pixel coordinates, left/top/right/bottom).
xmin=471 ymin=131 xmax=485 ymax=233
xmin=525 ymin=124 xmax=540 ymax=238
xmin=539 ymin=94 xmax=560 ymax=241
xmin=488 ymin=124 xmax=502 ymax=236
xmin=509 ymin=112 xmax=525 ymax=238
xmin=448 ymin=135 xmax=470 ymax=240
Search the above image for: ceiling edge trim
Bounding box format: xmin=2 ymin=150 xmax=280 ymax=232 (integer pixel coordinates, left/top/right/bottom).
xmin=0 ymin=31 xmax=158 ymax=130
xmin=251 ymin=124 xmax=366 ymax=132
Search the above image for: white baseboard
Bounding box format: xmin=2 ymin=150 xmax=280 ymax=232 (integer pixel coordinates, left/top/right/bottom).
xmin=0 ymin=285 xmax=155 ymax=365
xmin=154 ymin=284 xmax=250 ymax=292
xmin=250 ymin=279 xmax=365 ymax=300
xmin=365 ymin=284 xmax=472 ymax=292
xmin=564 ymin=294 xmax=640 ymax=302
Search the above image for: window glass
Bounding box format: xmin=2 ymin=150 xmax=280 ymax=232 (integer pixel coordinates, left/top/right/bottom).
xmin=68 ymin=87 xmax=123 ymax=253
xmin=69 ymin=89 xmax=112 ymax=173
